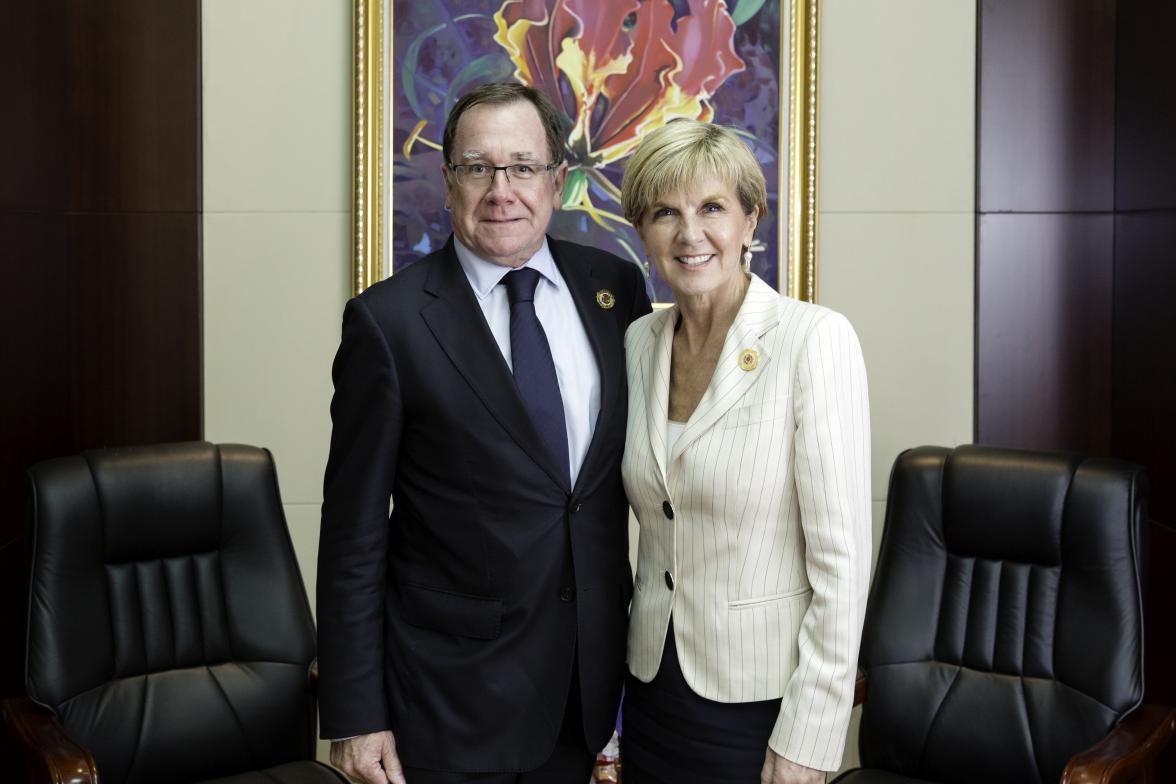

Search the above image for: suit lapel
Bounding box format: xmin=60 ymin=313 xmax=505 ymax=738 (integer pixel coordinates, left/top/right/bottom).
xmin=670 ymin=275 xmax=780 ymax=467
xmin=419 ymin=238 xmax=570 ymax=491
xmin=549 ymin=239 xmax=622 ymax=495
xmin=643 ymin=308 xmax=677 ymax=489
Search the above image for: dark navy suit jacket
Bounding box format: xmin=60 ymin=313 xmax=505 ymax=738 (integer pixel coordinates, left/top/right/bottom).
xmin=317 ymin=236 xmax=651 ymax=771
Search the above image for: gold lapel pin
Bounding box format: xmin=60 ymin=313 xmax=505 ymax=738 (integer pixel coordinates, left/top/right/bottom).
xmin=596 ymin=289 xmax=616 ymax=309
xmin=739 ymin=349 xmax=759 ymax=371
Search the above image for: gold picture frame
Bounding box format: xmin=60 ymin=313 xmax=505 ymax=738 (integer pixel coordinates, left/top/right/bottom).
xmin=352 ymin=0 xmax=820 ymax=302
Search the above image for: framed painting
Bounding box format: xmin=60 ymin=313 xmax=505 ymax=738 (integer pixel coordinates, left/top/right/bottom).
xmin=352 ymin=0 xmax=820 ymax=303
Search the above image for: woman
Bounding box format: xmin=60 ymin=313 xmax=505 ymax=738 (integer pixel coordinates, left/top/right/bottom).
xmin=618 ymin=120 xmax=871 ymax=784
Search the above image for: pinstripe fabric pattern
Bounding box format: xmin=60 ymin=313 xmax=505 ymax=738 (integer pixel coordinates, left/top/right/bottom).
xmin=621 ymin=273 xmax=872 ymax=771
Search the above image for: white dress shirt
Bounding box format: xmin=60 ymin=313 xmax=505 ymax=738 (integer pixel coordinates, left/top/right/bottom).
xmin=454 ymin=237 xmax=600 ymax=486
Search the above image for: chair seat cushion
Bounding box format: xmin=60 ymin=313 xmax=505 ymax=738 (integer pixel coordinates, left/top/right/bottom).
xmin=830 ymin=768 xmax=938 ymax=784
xmin=201 ymin=760 xmax=348 ymax=784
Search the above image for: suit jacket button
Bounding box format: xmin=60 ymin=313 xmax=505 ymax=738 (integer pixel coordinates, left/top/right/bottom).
xmin=664 ymin=571 xmax=674 ymax=590
xmin=571 ymin=501 xmax=583 ymax=514
xmin=662 ymin=501 xmax=674 ymax=519
xmin=559 ymin=587 xmax=575 ymax=603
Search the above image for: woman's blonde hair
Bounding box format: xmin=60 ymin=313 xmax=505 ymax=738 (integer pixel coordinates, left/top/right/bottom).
xmin=621 ymin=119 xmax=768 ymax=227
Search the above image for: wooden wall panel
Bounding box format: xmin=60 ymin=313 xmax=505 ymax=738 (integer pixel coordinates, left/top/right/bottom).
xmin=1112 ymin=211 xmax=1176 ymax=782
xmin=980 ymin=1 xmax=1176 ymax=777
xmin=66 ymin=0 xmax=201 ymax=212
xmin=977 ymin=0 xmax=1115 ymax=213
xmin=976 ymin=0 xmax=1116 ymax=454
xmin=1115 ymin=4 xmax=1176 ymax=776
xmin=0 ymin=213 xmax=71 ymax=706
xmin=0 ymin=1 xmax=66 ymax=211
xmin=0 ymin=0 xmax=202 ymax=730
xmin=66 ymin=214 xmax=202 ymax=448
xmin=1112 ymin=214 xmax=1176 ymax=517
xmin=1115 ymin=2 xmax=1176 ymax=212
xmin=976 ymin=214 xmax=1112 ymax=453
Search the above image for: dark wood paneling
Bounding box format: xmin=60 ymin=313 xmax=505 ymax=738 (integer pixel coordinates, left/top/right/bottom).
xmin=980 ymin=4 xmax=1176 ymax=777
xmin=0 ymin=214 xmax=71 ymax=539
xmin=1144 ymin=520 xmax=1176 ymax=780
xmin=1115 ymin=5 xmax=1176 ymax=775
xmin=1112 ymin=212 xmax=1176 ymax=519
xmin=976 ymin=213 xmax=1113 ymax=453
xmin=1113 ymin=7 xmax=1176 ymax=773
xmin=0 ymin=213 xmax=70 ymax=700
xmin=0 ymin=1 xmax=67 ymax=211
xmin=978 ymin=0 xmax=1115 ymax=213
xmin=66 ymin=0 xmax=201 ymax=213
xmin=0 ymin=540 xmax=27 ymax=700
xmin=0 ymin=0 xmax=202 ymax=729
xmin=1115 ymin=1 xmax=1176 ymax=211
xmin=66 ymin=213 xmax=203 ymax=448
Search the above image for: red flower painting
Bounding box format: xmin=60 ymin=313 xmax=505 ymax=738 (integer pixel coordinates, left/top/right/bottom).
xmin=493 ymin=0 xmax=746 ymax=221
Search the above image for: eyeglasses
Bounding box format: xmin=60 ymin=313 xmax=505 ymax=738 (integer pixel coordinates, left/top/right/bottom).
xmin=446 ymin=162 xmax=558 ymax=187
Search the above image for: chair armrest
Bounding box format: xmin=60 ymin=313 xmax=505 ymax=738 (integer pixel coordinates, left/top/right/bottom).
xmin=1 ymin=695 xmax=98 ymax=784
xmin=854 ymin=670 xmax=867 ymax=707
xmin=1061 ymin=704 xmax=1176 ymax=784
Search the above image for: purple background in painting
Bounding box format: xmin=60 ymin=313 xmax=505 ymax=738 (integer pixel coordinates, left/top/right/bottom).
xmin=389 ymin=0 xmax=782 ymax=303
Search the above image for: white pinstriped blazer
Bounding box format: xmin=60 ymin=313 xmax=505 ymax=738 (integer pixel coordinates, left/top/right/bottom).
xmin=621 ymin=273 xmax=871 ymax=771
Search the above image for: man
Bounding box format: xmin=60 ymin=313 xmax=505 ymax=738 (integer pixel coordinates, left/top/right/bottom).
xmin=317 ymin=83 xmax=651 ymax=784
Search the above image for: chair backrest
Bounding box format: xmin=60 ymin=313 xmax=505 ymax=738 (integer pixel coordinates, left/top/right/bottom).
xmin=859 ymin=445 xmax=1148 ymax=784
xmin=24 ymin=442 xmax=318 ymax=784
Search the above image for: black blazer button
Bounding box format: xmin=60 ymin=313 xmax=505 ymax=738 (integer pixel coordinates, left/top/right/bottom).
xmin=664 ymin=571 xmax=674 ymax=590
xmin=559 ymin=587 xmax=576 ymax=603
xmin=662 ymin=501 xmax=674 ymax=519
xmin=571 ymin=501 xmax=583 ymax=514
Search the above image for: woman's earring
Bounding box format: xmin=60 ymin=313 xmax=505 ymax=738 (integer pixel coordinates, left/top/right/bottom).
xmin=743 ymin=248 xmax=753 ymax=268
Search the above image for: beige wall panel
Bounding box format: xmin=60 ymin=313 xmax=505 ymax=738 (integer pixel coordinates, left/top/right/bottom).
xmin=203 ymin=212 xmax=349 ymax=504
xmin=820 ymin=0 xmax=976 ymax=213
xmin=284 ymin=502 xmax=323 ymax=614
xmin=202 ymin=0 xmax=350 ymax=213
xmin=819 ymin=212 xmax=974 ymax=496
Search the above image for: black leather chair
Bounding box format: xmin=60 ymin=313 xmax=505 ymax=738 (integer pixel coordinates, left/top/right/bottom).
xmin=2 ymin=442 xmax=346 ymax=784
xmin=834 ymin=445 xmax=1174 ymax=784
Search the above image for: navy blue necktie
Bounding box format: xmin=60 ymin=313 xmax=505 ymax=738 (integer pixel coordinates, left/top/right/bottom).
xmin=503 ymin=268 xmax=570 ymax=484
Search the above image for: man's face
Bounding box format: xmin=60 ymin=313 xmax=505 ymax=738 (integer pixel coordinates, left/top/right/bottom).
xmin=443 ymin=101 xmax=566 ymax=268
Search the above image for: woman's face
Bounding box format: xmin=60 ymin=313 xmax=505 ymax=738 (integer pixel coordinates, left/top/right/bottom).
xmin=637 ymin=174 xmax=757 ymax=302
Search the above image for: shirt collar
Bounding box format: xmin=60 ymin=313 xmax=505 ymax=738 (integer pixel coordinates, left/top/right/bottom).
xmin=453 ymin=236 xmax=561 ymax=300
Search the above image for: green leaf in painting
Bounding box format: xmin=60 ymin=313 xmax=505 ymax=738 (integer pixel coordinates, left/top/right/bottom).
xmin=562 ymin=169 xmax=588 ymax=209
xmin=402 ymin=22 xmax=447 ymax=120
xmin=730 ymin=0 xmax=766 ymax=27
xmin=443 ymin=54 xmax=515 ymax=116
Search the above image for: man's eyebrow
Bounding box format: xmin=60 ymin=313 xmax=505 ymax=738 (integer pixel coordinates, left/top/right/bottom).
xmin=458 ymin=150 xmax=541 ymax=162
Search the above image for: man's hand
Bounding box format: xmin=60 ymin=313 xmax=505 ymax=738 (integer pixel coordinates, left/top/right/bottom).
xmin=761 ymin=749 xmax=825 ymax=784
xmin=330 ymin=731 xmax=405 ymax=784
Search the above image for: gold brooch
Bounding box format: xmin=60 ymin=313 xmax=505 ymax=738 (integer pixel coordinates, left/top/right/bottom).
xmin=596 ymin=289 xmax=616 ymax=309
xmin=739 ymin=349 xmax=759 ymax=371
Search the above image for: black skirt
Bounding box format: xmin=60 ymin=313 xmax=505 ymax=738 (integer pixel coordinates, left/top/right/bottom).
xmin=621 ymin=622 xmax=783 ymax=784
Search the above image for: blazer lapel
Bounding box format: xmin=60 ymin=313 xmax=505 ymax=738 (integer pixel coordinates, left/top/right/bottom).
xmin=670 ymin=275 xmax=780 ymax=467
xmin=419 ymin=238 xmax=570 ymax=491
xmin=643 ymin=308 xmax=677 ymax=489
xmin=550 ymin=239 xmax=623 ymax=495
